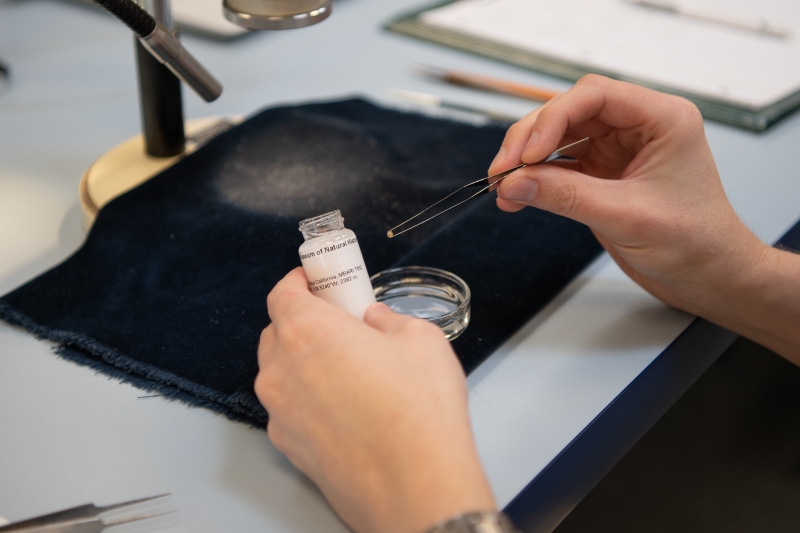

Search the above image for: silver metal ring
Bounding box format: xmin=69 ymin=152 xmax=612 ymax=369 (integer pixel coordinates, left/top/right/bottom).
xmin=223 ymin=0 xmax=332 ymax=30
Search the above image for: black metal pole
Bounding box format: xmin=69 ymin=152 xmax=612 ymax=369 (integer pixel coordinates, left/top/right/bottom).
xmin=135 ymin=37 xmax=185 ymax=157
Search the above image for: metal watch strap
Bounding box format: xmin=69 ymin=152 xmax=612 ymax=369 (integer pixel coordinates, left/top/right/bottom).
xmin=425 ymin=512 xmax=519 ymax=533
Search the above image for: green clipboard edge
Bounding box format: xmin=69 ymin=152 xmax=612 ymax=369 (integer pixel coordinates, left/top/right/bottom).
xmin=385 ymin=1 xmax=800 ymax=132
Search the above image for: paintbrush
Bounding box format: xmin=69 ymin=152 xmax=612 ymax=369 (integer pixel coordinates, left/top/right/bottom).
xmin=413 ymin=64 xmax=561 ymax=103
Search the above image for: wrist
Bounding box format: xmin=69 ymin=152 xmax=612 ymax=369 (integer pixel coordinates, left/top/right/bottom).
xmin=673 ymin=220 xmax=770 ymax=319
xmin=374 ymin=443 xmax=496 ymax=533
xmin=694 ymin=240 xmax=800 ymax=360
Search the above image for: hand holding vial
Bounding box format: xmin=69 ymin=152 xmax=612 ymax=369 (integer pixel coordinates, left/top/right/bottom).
xmin=257 ymin=268 xmax=495 ymax=533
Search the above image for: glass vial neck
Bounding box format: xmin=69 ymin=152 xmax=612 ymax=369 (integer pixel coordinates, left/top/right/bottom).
xmin=299 ymin=210 xmax=346 ymax=240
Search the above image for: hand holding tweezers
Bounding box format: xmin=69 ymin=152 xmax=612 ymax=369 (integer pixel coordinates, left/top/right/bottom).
xmin=387 ymin=137 xmax=590 ymax=238
xmin=0 ymin=494 xmax=172 ymax=532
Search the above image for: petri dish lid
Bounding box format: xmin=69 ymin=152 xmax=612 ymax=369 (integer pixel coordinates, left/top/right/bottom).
xmin=370 ymin=266 xmax=471 ymax=341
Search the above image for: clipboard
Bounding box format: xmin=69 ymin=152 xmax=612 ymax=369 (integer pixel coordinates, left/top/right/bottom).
xmin=386 ymin=0 xmax=800 ymax=132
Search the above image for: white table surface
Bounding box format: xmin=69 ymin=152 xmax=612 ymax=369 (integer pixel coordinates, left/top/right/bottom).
xmin=1 ymin=0 xmax=799 ymax=530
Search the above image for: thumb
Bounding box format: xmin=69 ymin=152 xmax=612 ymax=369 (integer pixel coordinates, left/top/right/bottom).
xmin=497 ymin=164 xmax=625 ymax=231
xmin=364 ymin=303 xmax=417 ymax=334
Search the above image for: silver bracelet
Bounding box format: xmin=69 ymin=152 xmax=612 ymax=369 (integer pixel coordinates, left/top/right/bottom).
xmin=425 ymin=512 xmax=520 ymax=533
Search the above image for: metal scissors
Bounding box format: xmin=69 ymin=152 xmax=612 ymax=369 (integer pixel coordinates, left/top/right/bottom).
xmin=387 ymin=137 xmax=590 ymax=238
xmin=0 ymin=494 xmax=172 ymax=532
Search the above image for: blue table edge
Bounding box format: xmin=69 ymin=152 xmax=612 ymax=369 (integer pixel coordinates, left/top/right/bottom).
xmin=503 ymin=218 xmax=800 ymax=533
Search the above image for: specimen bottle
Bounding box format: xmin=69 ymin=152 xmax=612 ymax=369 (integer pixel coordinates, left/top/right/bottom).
xmin=298 ymin=210 xmax=376 ymax=320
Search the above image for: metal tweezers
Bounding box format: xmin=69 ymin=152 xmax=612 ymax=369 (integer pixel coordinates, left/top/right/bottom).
xmin=387 ymin=137 xmax=590 ymax=238
xmin=0 ymin=494 xmax=172 ymax=532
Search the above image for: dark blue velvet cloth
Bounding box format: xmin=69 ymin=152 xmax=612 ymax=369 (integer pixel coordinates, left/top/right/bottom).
xmin=0 ymin=99 xmax=602 ymax=426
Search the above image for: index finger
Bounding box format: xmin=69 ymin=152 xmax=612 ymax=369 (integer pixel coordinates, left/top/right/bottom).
xmin=522 ymin=75 xmax=683 ymax=164
xmin=487 ymin=100 xmax=549 ymax=175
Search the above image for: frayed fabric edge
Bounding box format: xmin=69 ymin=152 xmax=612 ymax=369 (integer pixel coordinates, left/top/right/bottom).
xmin=0 ymin=300 xmax=268 ymax=427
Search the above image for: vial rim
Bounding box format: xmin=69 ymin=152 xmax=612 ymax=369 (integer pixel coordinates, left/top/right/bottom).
xmin=298 ymin=210 xmax=344 ymax=232
xmin=297 ymin=209 xmax=344 ymax=240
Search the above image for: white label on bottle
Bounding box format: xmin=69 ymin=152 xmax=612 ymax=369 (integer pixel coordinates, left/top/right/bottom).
xmin=299 ymin=231 xmax=376 ymax=320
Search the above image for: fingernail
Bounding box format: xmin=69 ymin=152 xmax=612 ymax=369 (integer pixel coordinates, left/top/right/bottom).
xmin=500 ymin=178 xmax=539 ymax=204
xmin=523 ymin=131 xmax=540 ymax=154
xmin=369 ymin=302 xmax=394 ymax=313
xmin=489 ymin=146 xmax=508 ymax=172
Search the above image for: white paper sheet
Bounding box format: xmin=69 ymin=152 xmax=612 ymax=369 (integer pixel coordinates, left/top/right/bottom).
xmin=421 ymin=0 xmax=800 ymax=108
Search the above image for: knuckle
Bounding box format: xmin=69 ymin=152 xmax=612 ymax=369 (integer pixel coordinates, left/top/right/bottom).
xmin=266 ymin=423 xmax=287 ymax=452
xmin=267 ymin=286 xmax=306 ymax=313
xmin=576 ymin=73 xmax=610 ymax=87
xmin=257 ymin=326 xmax=278 ymax=367
xmin=265 ymin=288 xmax=280 ymax=311
xmin=254 ymin=370 xmax=279 ymax=407
xmin=548 ymin=180 xmax=579 ymax=216
xmin=259 ymin=326 xmax=272 ymax=346
xmin=506 ymin=121 xmax=525 ymax=138
xmin=276 ymin=320 xmax=313 ymax=355
xmin=677 ymin=96 xmax=700 ymax=115
xmin=667 ymin=96 xmax=703 ymax=127
xmin=682 ymin=101 xmax=704 ymax=127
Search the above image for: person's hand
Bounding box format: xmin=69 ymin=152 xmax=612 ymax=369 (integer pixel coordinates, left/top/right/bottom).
xmin=489 ymin=75 xmax=800 ymax=359
xmin=256 ymin=268 xmax=496 ymax=533
xmin=490 ymin=74 xmax=764 ymax=315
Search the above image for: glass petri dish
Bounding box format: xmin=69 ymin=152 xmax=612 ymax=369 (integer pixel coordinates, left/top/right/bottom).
xmin=370 ymin=266 xmax=471 ymax=341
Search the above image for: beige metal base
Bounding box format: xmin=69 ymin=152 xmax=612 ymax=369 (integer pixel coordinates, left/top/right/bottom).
xmin=79 ymin=116 xmax=243 ymax=228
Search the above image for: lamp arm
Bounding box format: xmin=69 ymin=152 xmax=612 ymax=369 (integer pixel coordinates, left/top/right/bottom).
xmin=94 ymin=0 xmax=155 ymax=35
xmin=138 ymin=22 xmax=223 ymax=102
xmin=93 ymin=0 xmax=222 ymax=102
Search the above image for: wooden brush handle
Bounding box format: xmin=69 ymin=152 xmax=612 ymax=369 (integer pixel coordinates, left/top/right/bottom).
xmin=445 ymin=70 xmax=561 ymax=102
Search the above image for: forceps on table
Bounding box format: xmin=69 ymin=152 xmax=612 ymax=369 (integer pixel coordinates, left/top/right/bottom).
xmin=0 ymin=494 xmax=172 ymax=532
xmin=387 ymin=137 xmax=590 ymax=238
